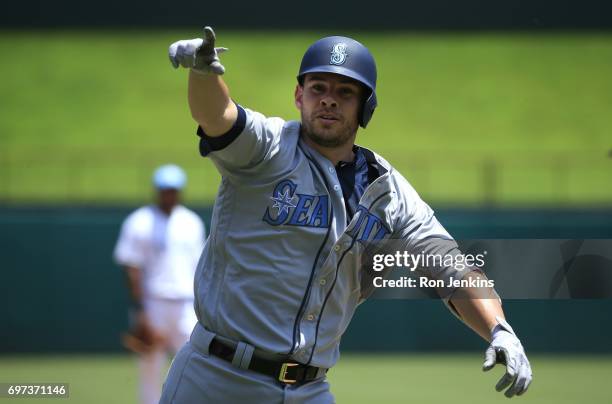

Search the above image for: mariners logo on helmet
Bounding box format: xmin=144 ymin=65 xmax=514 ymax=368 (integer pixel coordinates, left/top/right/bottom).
xmin=330 ymin=43 xmax=348 ymax=65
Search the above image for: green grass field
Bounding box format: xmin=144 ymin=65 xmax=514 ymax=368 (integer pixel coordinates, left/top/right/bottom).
xmin=1 ymin=31 xmax=611 ymax=205
xmin=1 ymin=354 xmax=610 ymax=403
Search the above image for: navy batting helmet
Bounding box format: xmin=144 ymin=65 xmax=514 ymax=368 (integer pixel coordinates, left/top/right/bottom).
xmin=297 ymin=36 xmax=378 ymax=128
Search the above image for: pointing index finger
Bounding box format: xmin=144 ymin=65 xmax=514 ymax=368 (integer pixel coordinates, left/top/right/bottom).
xmin=204 ymin=26 xmax=216 ymax=47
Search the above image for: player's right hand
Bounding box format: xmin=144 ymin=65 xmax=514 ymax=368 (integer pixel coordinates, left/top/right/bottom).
xmin=168 ymin=26 xmax=228 ymax=75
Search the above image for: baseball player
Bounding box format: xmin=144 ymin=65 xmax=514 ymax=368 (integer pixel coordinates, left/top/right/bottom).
xmin=113 ymin=164 xmax=205 ymax=404
xmin=162 ymin=27 xmax=532 ymax=402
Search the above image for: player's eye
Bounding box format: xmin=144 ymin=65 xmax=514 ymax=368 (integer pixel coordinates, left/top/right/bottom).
xmin=311 ymin=83 xmax=325 ymax=93
xmin=339 ymin=87 xmax=355 ymax=97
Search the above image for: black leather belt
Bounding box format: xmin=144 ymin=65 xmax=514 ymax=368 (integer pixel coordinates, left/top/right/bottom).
xmin=209 ymin=337 xmax=327 ymax=385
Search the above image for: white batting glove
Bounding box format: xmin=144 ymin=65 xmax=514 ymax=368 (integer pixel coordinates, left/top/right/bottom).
xmin=168 ymin=26 xmax=228 ymax=75
xmin=483 ymin=316 xmax=533 ymax=398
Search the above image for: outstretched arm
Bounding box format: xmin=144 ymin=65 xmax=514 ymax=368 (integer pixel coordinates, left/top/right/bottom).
xmin=168 ymin=26 xmax=291 ymax=181
xmin=450 ymin=271 xmax=503 ymax=341
xmin=450 ymin=271 xmax=533 ymax=398
xmin=169 ymin=26 xmax=237 ymax=136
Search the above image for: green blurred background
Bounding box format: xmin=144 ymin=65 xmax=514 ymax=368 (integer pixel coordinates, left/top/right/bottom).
xmin=2 ymin=354 xmax=611 ymax=403
xmin=2 ymin=1 xmax=612 ymax=403
xmin=1 ymin=32 xmax=611 ymax=205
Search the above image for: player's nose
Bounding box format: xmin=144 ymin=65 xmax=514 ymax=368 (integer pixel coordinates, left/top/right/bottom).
xmin=320 ymin=96 xmax=337 ymax=108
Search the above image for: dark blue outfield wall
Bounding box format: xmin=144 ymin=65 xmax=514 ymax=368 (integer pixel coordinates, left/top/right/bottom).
xmin=0 ymin=205 xmax=611 ymax=353
xmin=2 ymin=0 xmax=612 ymax=30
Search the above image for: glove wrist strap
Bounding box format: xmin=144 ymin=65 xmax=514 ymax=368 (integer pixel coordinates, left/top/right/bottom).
xmin=190 ymin=67 xmax=212 ymax=76
xmin=491 ymin=315 xmax=516 ymax=339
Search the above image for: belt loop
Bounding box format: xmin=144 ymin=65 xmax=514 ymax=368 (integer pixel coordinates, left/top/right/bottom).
xmin=190 ymin=322 xmax=215 ymax=356
xmin=231 ymin=341 xmax=255 ymax=370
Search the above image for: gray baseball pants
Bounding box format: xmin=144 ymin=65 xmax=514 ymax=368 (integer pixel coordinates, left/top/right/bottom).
xmin=159 ymin=323 xmax=335 ymax=404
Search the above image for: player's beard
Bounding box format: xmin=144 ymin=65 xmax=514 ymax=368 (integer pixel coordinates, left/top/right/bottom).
xmin=300 ymin=109 xmax=358 ymax=148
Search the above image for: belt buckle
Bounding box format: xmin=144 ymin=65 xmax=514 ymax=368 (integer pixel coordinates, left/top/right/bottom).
xmin=278 ymin=362 xmax=299 ymax=384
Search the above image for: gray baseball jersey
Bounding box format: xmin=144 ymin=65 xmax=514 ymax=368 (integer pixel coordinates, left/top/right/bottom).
xmin=194 ymin=104 xmax=470 ymax=369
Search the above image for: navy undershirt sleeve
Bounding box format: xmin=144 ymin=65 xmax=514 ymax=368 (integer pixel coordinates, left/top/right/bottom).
xmin=196 ymin=103 xmax=247 ymax=157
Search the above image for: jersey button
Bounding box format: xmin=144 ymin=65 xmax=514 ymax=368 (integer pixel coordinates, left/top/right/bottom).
xmin=333 ymin=184 xmax=340 ymax=191
xmin=319 ymin=279 xmax=327 ymax=286
xmin=307 ymin=314 xmax=315 ymax=321
xmin=333 ymin=245 xmax=340 ymax=251
xmin=328 ymin=166 xmax=334 ymax=173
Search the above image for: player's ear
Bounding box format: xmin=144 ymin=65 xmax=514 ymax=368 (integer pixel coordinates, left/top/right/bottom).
xmin=294 ymin=84 xmax=303 ymax=109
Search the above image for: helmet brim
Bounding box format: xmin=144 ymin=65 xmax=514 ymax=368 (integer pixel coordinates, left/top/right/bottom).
xmin=297 ymin=65 xmax=375 ymax=93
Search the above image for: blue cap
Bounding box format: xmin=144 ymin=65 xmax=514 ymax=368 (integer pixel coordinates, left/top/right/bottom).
xmin=152 ymin=164 xmax=187 ymax=190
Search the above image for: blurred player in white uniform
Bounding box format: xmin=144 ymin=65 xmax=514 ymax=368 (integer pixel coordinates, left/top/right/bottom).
xmin=113 ymin=164 xmax=205 ymax=404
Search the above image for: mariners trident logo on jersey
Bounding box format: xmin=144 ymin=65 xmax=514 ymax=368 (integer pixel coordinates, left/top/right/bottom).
xmin=263 ymin=180 xmax=330 ymax=228
xmin=330 ymin=43 xmax=348 ymax=65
